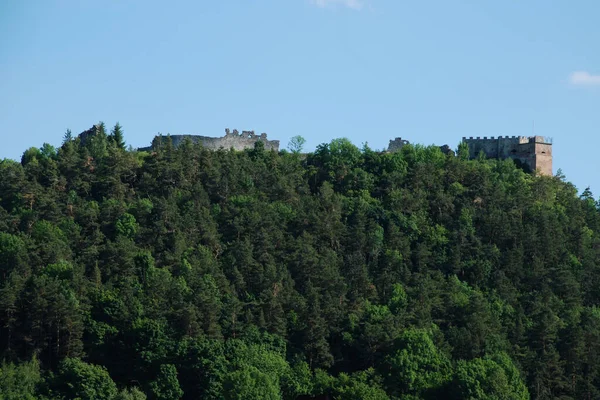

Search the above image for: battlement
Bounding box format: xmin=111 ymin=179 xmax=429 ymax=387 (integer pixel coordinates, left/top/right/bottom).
xmin=462 ymin=135 xmax=552 ymax=175
xmin=461 ymin=136 xmax=552 ymax=144
xmin=531 ymin=135 xmax=553 ymax=144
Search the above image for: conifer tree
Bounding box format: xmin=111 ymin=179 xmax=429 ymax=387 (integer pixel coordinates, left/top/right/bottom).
xmin=110 ymin=122 xmax=126 ymax=150
xmin=63 ymin=129 xmax=72 ymax=144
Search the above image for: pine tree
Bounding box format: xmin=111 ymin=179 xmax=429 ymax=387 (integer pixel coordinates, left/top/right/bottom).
xmin=110 ymin=122 xmax=126 ymax=150
xmin=62 ymin=129 xmax=72 ymax=144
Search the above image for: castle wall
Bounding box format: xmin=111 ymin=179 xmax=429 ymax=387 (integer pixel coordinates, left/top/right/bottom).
xmin=147 ymin=129 xmax=280 ymax=152
xmin=388 ymin=138 xmax=410 ymax=152
xmin=387 ymin=137 xmax=454 ymax=155
xmin=132 ymin=127 xmax=554 ymax=175
xmin=532 ymin=140 xmax=552 ymax=176
xmin=498 ymin=136 xmax=523 ymax=158
xmin=78 ymin=125 xmax=100 ymax=145
xmin=462 ymin=136 xmax=552 ymax=175
xmin=463 ymin=136 xmax=501 ymax=158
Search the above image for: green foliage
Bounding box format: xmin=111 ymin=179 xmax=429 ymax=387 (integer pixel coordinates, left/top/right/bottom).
xmin=88 ymin=121 xmax=109 ymax=160
xmin=116 ymin=212 xmax=138 ymax=238
xmin=384 ymin=328 xmax=451 ymax=397
xmin=43 ymin=260 xmax=74 ymax=281
xmin=110 ymin=122 xmax=126 ymax=150
xmin=30 ymin=220 xmax=71 ymax=265
xmin=0 ymin=357 xmax=41 ymax=400
xmin=2 ymin=130 xmax=600 ymax=399
xmin=451 ymin=353 xmax=529 ymax=400
xmin=21 ymin=147 xmax=42 ymax=165
xmin=149 ymin=364 xmax=183 ymax=400
xmin=330 ymin=369 xmax=389 ymax=400
xmin=116 ymin=387 xmax=147 ymax=400
xmin=282 ymin=361 xmax=314 ymax=398
xmin=41 ymin=143 xmax=57 ymax=159
xmin=287 ymin=135 xmax=306 ymax=153
xmin=223 ymin=365 xmax=281 ymax=400
xmin=0 ymin=232 xmax=26 ymax=277
xmin=457 ymin=141 xmax=470 ymax=161
xmin=53 ymin=358 xmax=118 ymax=400
xmin=389 ymin=283 xmax=408 ymax=314
xmin=63 ymin=128 xmax=73 ymax=143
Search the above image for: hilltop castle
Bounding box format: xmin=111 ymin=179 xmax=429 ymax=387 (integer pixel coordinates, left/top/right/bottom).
xmin=78 ymin=125 xmax=552 ymax=175
xmin=143 ymin=129 xmax=280 ymax=152
xmin=388 ymin=135 xmax=553 ymax=175
xmin=77 ymin=125 xmax=280 ymax=152
xmin=387 ymin=137 xmax=455 ymax=156
xmin=462 ymin=135 xmax=552 ymax=175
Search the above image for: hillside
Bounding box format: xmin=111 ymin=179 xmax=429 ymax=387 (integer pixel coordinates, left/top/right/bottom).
xmin=1 ymin=124 xmax=599 ymax=399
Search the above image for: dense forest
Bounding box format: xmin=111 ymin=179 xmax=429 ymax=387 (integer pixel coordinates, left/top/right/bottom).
xmin=1 ymin=123 xmax=600 ymax=399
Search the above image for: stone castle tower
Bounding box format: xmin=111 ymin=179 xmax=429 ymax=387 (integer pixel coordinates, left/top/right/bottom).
xmin=462 ymin=135 xmax=552 ymax=175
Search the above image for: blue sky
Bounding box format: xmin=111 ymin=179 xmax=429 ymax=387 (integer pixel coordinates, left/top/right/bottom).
xmin=1 ymin=0 xmax=599 ymax=193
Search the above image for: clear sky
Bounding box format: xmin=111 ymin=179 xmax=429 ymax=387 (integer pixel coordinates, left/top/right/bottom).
xmin=1 ymin=0 xmax=599 ymax=193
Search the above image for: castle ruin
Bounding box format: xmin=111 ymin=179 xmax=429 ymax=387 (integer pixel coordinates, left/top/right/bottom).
xmin=142 ymin=129 xmax=280 ymax=152
xmin=387 ymin=137 xmax=410 ymax=152
xmin=78 ymin=125 xmax=552 ymax=175
xmin=387 ymin=135 xmax=553 ymax=175
xmin=387 ymin=137 xmax=455 ymax=156
xmin=462 ymin=135 xmax=552 ymax=175
xmin=78 ymin=124 xmax=102 ymax=145
xmin=77 ymin=125 xmax=280 ymax=152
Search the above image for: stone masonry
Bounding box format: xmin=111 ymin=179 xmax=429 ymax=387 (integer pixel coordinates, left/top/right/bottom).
xmin=387 ymin=137 xmax=455 ymax=156
xmin=462 ymin=135 xmax=552 ymax=176
xmin=387 ymin=135 xmax=552 ymax=175
xmin=78 ymin=124 xmax=102 ymax=145
xmin=387 ymin=137 xmax=410 ymax=152
xmin=78 ymin=125 xmax=552 ymax=175
xmin=143 ymin=129 xmax=280 ymax=152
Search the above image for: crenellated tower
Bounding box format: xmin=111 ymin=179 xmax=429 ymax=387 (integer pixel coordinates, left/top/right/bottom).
xmin=462 ymin=135 xmax=552 ymax=175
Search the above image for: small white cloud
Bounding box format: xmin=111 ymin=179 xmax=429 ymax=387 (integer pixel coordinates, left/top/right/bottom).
xmin=569 ymin=71 xmax=600 ymax=86
xmin=310 ymin=0 xmax=365 ymax=10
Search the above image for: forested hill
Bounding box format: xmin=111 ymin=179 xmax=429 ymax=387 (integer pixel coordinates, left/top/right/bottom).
xmin=1 ymin=125 xmax=600 ymax=400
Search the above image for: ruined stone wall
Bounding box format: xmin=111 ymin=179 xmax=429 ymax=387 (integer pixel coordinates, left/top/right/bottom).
xmin=387 ymin=137 xmax=410 ymax=152
xmin=145 ymin=129 xmax=280 ymax=152
xmin=387 ymin=137 xmax=454 ymax=155
xmin=78 ymin=125 xmax=101 ymax=145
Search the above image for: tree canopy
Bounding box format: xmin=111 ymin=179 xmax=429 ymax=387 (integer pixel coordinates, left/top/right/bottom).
xmin=0 ymin=125 xmax=598 ymax=399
